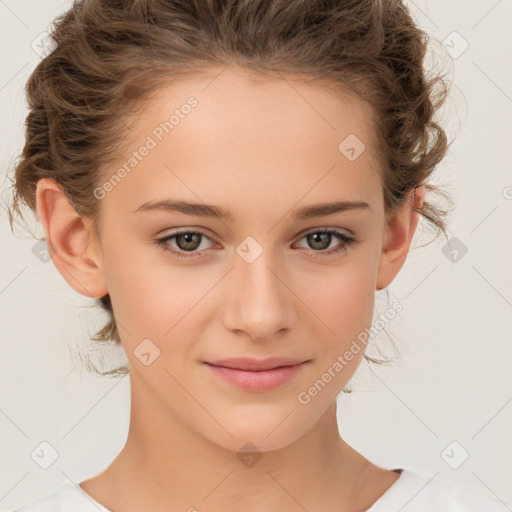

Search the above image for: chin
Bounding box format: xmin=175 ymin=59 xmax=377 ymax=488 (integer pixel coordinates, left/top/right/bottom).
xmin=198 ymin=410 xmax=317 ymax=455
xmin=211 ymin=430 xmax=301 ymax=455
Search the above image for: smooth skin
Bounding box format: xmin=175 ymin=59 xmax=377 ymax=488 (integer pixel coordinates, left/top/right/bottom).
xmin=36 ymin=65 xmax=424 ymax=512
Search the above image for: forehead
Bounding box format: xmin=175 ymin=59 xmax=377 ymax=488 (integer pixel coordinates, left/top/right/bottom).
xmin=139 ymin=66 xmax=378 ymax=152
xmin=101 ymin=66 xmax=383 ymax=219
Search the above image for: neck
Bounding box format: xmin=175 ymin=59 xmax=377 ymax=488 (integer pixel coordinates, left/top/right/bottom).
xmin=86 ymin=374 xmax=374 ymax=512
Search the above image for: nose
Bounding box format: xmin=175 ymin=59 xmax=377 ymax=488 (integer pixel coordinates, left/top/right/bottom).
xmin=222 ymin=250 xmax=297 ymax=342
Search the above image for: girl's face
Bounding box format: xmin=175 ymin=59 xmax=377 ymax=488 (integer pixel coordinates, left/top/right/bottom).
xmin=85 ymin=66 xmax=406 ymax=452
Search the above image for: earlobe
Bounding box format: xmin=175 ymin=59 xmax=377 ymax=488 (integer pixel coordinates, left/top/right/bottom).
xmin=375 ymin=184 xmax=425 ymax=291
xmin=35 ymin=178 xmax=108 ymax=298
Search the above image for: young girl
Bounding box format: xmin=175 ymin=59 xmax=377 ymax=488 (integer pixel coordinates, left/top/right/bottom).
xmin=6 ymin=0 xmax=509 ymax=510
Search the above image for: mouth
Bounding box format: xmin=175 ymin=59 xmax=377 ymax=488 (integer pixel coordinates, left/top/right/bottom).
xmin=203 ymin=357 xmax=311 ymax=392
xmin=204 ymin=357 xmax=309 ymax=371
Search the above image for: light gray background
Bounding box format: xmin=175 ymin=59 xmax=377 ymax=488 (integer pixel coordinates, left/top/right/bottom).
xmin=1 ymin=0 xmax=511 ymax=509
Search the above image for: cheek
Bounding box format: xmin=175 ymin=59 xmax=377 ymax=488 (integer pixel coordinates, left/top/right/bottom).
xmin=298 ymin=262 xmax=376 ymax=394
xmin=304 ymin=259 xmax=377 ymax=347
xmin=100 ymin=240 xmax=175 ymax=338
xmin=103 ymin=242 xmax=216 ymax=348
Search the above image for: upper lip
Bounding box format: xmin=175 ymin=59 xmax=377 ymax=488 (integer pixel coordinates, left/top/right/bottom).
xmin=204 ymin=357 xmax=309 ymax=371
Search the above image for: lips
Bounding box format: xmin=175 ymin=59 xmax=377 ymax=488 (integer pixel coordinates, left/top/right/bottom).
xmin=203 ymin=358 xmax=310 ymax=392
xmin=204 ymin=357 xmax=308 ymax=371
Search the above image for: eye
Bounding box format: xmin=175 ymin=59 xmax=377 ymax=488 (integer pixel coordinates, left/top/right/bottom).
xmin=155 ymin=230 xmax=215 ymax=259
xmin=154 ymin=228 xmax=357 ymax=259
xmin=293 ymin=228 xmax=357 ymax=258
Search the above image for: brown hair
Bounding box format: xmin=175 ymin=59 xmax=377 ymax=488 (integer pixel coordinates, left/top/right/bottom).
xmin=7 ymin=0 xmax=453 ymax=379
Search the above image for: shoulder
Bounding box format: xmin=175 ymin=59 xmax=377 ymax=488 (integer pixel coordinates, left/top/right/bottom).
xmin=7 ymin=490 xmax=58 ymax=512
xmin=7 ymin=483 xmax=111 ymax=512
xmin=367 ymin=469 xmax=512 ymax=511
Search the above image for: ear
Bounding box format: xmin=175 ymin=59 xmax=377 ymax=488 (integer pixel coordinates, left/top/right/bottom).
xmin=376 ymin=184 xmax=425 ymax=291
xmin=35 ymin=178 xmax=108 ymax=298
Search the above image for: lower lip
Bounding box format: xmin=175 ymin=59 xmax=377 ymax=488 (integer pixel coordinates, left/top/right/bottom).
xmin=204 ymin=362 xmax=308 ymax=392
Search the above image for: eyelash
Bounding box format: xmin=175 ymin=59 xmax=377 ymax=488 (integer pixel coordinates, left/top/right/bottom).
xmin=154 ymin=228 xmax=357 ymax=260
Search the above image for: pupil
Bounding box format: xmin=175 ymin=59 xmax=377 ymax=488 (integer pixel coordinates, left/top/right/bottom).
xmin=179 ymin=233 xmax=200 ymax=250
xmin=309 ymin=232 xmax=330 ymax=250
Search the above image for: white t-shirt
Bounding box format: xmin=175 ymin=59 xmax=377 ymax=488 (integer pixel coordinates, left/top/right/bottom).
xmin=9 ymin=468 xmax=511 ymax=511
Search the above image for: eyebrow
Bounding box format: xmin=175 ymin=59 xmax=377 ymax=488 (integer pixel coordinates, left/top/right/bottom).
xmin=132 ymin=198 xmax=370 ymax=220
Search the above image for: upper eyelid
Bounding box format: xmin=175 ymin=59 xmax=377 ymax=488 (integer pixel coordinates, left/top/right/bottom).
xmin=162 ymin=224 xmax=354 ymax=235
xmin=297 ymin=226 xmax=354 ymax=237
